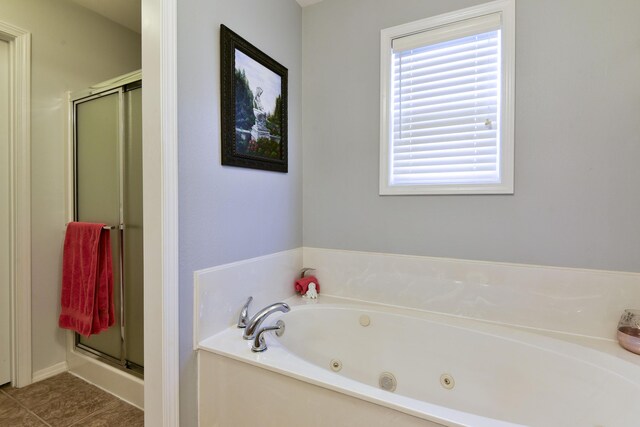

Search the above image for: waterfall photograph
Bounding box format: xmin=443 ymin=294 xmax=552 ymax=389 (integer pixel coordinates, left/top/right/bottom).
xmin=220 ymin=24 xmax=288 ymax=172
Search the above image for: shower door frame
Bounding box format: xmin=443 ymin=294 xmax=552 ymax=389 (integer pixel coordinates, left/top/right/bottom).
xmin=70 ymin=71 xmax=143 ymax=379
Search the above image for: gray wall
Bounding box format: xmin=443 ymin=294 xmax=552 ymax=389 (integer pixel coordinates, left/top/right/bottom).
xmin=177 ymin=0 xmax=638 ymax=423
xmin=177 ymin=0 xmax=302 ymax=425
xmin=302 ymin=0 xmax=640 ymax=273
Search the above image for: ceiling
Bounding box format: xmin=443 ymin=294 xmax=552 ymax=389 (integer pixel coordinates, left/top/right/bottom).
xmin=69 ymin=0 xmax=141 ymax=34
xmin=69 ymin=0 xmax=324 ymax=35
xmin=296 ymin=0 xmax=324 ymax=6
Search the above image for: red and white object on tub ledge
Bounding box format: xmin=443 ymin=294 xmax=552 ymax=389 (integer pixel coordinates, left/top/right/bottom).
xmin=295 ymin=268 xmax=319 ymax=299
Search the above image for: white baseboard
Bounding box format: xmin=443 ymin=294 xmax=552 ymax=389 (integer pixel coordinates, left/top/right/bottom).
xmin=32 ymin=361 xmax=69 ymax=383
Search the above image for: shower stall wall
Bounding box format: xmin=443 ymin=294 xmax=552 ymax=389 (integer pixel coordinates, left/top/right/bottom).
xmin=71 ymin=71 xmax=143 ymax=377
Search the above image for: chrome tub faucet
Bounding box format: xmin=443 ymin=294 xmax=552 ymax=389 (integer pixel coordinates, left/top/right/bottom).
xmin=252 ymin=320 xmax=285 ymax=352
xmin=243 ymin=301 xmax=290 ymax=340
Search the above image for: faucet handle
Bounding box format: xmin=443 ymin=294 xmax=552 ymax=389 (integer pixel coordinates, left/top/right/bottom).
xmin=237 ymin=296 xmax=253 ymax=328
xmin=251 ymin=320 xmax=285 ymax=352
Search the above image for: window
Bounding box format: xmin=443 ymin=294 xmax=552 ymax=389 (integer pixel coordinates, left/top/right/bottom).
xmin=380 ymin=0 xmax=515 ymax=195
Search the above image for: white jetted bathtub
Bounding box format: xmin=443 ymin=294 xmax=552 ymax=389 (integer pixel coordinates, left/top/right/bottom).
xmin=198 ymin=297 xmax=640 ymax=427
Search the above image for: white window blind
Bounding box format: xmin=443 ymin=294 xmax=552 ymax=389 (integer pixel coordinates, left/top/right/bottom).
xmin=380 ymin=1 xmax=514 ymax=195
xmin=390 ymin=14 xmax=503 ymax=187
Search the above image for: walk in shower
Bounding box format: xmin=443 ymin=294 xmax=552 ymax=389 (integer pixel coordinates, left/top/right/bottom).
xmin=71 ymin=71 xmax=143 ymax=377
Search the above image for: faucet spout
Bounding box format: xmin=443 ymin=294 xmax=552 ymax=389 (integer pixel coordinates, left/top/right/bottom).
xmin=243 ymin=302 xmax=290 ymax=340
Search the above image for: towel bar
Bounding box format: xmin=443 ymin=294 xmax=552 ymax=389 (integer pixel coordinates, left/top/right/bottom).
xmin=65 ymin=222 xmax=118 ymax=230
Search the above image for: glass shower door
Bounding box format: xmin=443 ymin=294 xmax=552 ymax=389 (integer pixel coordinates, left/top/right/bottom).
xmin=75 ymin=90 xmax=123 ymax=362
xmin=74 ymin=80 xmax=143 ymax=376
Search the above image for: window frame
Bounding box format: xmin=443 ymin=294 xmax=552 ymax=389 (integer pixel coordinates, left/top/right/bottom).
xmin=379 ymin=0 xmax=515 ymax=195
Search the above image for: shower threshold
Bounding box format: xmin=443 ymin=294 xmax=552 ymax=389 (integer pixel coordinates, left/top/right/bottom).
xmin=75 ymin=339 xmax=144 ymax=379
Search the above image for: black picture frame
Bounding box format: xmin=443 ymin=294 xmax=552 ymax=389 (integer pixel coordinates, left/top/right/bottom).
xmin=220 ymin=25 xmax=288 ymax=173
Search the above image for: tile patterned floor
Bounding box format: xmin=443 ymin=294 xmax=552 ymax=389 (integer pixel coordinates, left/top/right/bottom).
xmin=0 ymin=373 xmax=143 ymax=427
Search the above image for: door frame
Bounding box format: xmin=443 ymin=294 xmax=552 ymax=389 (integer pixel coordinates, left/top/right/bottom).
xmin=0 ymin=21 xmax=31 ymax=388
xmin=141 ymin=0 xmax=180 ymax=425
xmin=0 ymin=11 xmax=182 ymax=419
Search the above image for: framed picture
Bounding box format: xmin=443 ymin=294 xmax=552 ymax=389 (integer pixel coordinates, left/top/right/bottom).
xmin=220 ymin=24 xmax=288 ymax=173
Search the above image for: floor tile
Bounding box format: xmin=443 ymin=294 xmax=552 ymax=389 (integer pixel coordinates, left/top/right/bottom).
xmin=0 ymin=393 xmax=48 ymax=427
xmin=29 ymin=383 xmax=119 ymax=427
xmin=5 ymin=373 xmax=87 ymax=410
xmin=72 ymin=400 xmax=143 ymax=427
xmin=2 ymin=373 xmax=142 ymax=427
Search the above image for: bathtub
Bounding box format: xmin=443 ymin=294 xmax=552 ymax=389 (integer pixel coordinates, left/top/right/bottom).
xmin=198 ymin=296 xmax=640 ymax=426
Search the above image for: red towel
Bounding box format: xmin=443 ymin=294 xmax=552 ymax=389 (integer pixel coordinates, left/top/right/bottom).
xmin=295 ymin=275 xmax=320 ymax=295
xmin=58 ymin=222 xmax=115 ymax=337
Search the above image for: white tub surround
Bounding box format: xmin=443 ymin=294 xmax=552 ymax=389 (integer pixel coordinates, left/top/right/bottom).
xmin=199 ymin=297 xmax=640 ymax=427
xmin=303 ymin=247 xmax=640 ymax=340
xmin=194 ymin=248 xmax=302 ymax=347
xmin=197 ymin=248 xmax=640 ymax=426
